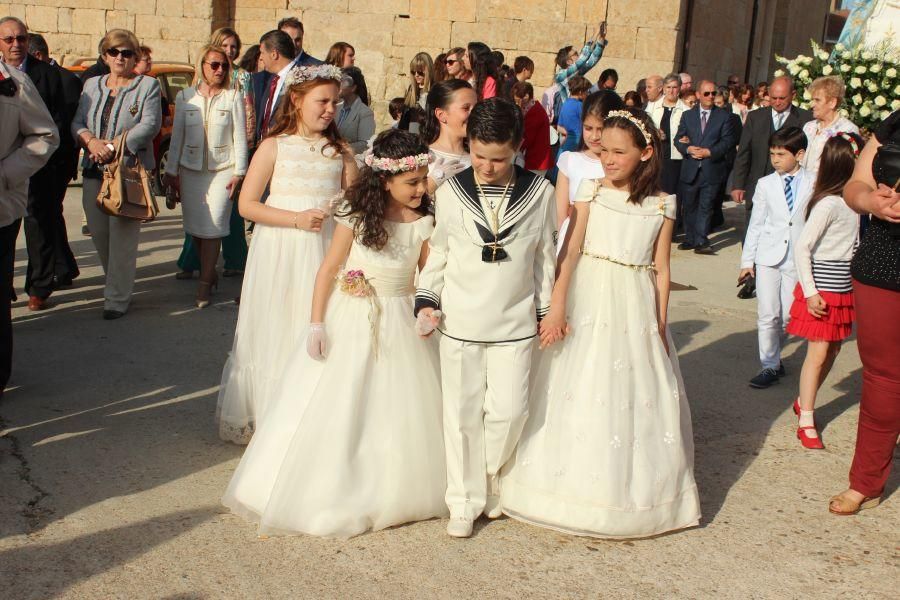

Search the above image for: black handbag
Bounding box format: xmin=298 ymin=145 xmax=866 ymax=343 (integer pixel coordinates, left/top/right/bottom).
xmin=872 ymin=140 xmax=900 ymax=237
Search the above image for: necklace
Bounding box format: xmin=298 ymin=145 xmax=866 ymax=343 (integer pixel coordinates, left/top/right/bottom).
xmin=298 ymin=134 xmax=320 ymax=153
xmin=474 ymin=172 xmax=514 ymax=262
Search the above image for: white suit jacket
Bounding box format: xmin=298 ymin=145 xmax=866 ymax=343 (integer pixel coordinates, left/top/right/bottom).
xmin=741 ymin=168 xmax=813 ymax=269
xmin=647 ymin=98 xmax=687 ymax=160
xmin=337 ymin=97 xmax=376 ymax=155
xmin=0 ymin=63 xmax=59 ymax=228
xmin=416 ymin=166 xmax=556 ymax=344
xmin=166 ymin=87 xmax=248 ymax=176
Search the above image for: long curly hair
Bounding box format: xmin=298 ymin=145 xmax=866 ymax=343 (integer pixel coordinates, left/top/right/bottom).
xmin=339 ymin=130 xmax=432 ymax=250
xmin=267 ymin=78 xmax=345 ymax=157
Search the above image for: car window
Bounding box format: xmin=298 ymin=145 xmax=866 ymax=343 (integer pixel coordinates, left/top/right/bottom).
xmin=162 ymin=71 xmax=194 ymax=102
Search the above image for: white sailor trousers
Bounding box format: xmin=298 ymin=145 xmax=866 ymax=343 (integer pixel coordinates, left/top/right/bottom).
xmin=439 ymin=335 xmax=534 ymax=520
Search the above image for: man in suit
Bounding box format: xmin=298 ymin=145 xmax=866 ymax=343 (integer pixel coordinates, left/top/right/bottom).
xmin=731 ymin=76 xmax=813 ymax=215
xmin=29 ymin=34 xmax=81 ymax=287
xmin=0 ymin=18 xmax=76 ymax=310
xmin=251 ymin=30 xmax=297 ymax=146
xmin=278 ymin=17 xmax=323 ymax=68
xmin=0 ymin=56 xmax=59 ymax=396
xmin=674 ymin=79 xmax=737 ymax=254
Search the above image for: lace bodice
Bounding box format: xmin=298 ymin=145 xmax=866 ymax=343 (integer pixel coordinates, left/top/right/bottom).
xmin=574 ymin=180 xmax=675 ymax=266
xmin=340 ymin=216 xmax=434 ymax=296
xmin=267 ymin=135 xmax=344 ymax=211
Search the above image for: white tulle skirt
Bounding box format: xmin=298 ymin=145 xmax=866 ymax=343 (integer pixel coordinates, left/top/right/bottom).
xmin=500 ymin=256 xmax=701 ymax=538
xmin=216 ymin=220 xmax=331 ymax=444
xmin=222 ymin=289 xmax=448 ymax=538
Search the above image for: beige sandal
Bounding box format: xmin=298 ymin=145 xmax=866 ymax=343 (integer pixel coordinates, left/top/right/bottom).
xmin=828 ymin=490 xmax=881 ymax=515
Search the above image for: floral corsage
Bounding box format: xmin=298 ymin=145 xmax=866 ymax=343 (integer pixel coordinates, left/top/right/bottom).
xmin=337 ymin=270 xmax=381 ymax=357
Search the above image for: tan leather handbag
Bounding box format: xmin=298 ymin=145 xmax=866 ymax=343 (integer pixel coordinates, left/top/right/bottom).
xmin=96 ymin=130 xmax=158 ymax=222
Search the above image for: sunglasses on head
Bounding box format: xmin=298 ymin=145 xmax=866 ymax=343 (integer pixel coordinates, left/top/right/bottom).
xmin=701 ymin=91 xmax=715 ymax=97
xmin=0 ymin=35 xmax=27 ymax=45
xmin=106 ymin=48 xmax=136 ymax=59
xmin=205 ymin=61 xmax=227 ymax=71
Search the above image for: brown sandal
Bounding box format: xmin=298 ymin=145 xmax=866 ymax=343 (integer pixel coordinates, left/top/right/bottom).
xmin=828 ymin=490 xmax=881 ymax=515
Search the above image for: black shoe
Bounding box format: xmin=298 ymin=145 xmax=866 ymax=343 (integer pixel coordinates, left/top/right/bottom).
xmin=694 ymin=243 xmax=716 ymax=255
xmin=776 ymin=363 xmax=785 ymax=377
xmin=102 ymin=310 xmax=125 ymax=321
xmin=678 ymin=242 xmax=696 ymax=250
xmin=749 ymin=368 xmax=780 ymax=389
xmin=82 ymin=225 xmax=90 ymax=236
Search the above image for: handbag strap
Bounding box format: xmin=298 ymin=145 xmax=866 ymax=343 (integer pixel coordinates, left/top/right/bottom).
xmin=114 ymin=129 xmax=129 ymax=160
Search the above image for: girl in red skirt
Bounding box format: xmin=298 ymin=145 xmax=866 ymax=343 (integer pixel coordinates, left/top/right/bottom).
xmin=787 ymin=132 xmax=864 ymax=449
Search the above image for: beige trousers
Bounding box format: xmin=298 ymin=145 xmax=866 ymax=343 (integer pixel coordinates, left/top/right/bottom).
xmin=439 ymin=335 xmax=534 ymax=520
xmin=81 ymin=178 xmax=141 ymax=313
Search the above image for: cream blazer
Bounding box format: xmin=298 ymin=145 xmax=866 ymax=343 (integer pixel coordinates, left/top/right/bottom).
xmin=166 ymin=87 xmax=248 ymax=176
xmin=647 ymin=98 xmax=687 ymax=160
xmin=0 ymin=63 xmax=59 ymax=227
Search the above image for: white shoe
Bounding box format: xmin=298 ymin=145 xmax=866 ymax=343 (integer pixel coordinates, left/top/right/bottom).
xmin=485 ymin=474 xmax=502 ymax=519
xmin=446 ymin=517 xmax=474 ymax=538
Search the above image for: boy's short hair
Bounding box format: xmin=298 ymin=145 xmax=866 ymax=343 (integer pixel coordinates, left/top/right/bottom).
xmin=568 ymin=75 xmax=591 ymax=97
xmin=511 ymin=81 xmax=534 ymax=100
xmin=467 ymin=97 xmax=523 ymax=148
xmin=769 ymin=126 xmax=807 ymax=154
xmin=388 ymin=97 xmax=405 ymax=120
xmin=513 ymin=55 xmax=534 ymax=74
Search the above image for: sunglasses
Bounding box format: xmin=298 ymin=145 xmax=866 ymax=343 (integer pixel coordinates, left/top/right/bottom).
xmin=445 ymin=59 xmax=458 ymax=65
xmin=700 ymin=91 xmax=715 ymax=97
xmin=106 ymin=48 xmax=136 ymax=59
xmin=411 ymin=70 xmax=426 ymax=77
xmin=204 ymin=61 xmax=227 ymax=71
xmin=0 ymin=35 xmax=27 ymax=45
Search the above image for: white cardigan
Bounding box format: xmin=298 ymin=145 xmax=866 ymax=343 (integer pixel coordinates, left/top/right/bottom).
xmin=166 ymin=87 xmax=247 ymax=176
xmin=647 ymin=98 xmax=687 ymax=160
xmin=793 ymin=195 xmax=859 ymax=297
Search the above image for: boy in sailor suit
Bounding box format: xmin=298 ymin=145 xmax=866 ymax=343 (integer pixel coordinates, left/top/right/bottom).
xmin=415 ymin=98 xmax=557 ymax=538
xmin=738 ymin=126 xmax=812 ymax=389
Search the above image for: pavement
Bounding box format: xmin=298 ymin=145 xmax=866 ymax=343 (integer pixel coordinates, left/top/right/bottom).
xmin=0 ymin=183 xmax=896 ymax=599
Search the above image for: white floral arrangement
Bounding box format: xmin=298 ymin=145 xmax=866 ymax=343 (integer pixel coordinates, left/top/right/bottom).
xmin=286 ymin=64 xmax=344 ymax=86
xmin=774 ymin=39 xmax=899 ymax=133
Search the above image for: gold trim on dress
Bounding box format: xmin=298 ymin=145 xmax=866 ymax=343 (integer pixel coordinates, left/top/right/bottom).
xmin=581 ymin=250 xmax=655 ymax=271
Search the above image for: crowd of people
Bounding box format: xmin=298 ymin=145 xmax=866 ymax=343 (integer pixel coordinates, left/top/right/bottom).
xmin=1 ymin=13 xmax=898 ymax=539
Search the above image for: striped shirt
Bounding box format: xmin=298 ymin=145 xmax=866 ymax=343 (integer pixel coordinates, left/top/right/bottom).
xmin=811 ymin=259 xmax=853 ymax=293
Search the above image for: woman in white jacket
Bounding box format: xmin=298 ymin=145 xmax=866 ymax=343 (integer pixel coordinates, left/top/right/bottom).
xmin=165 ymin=45 xmax=248 ymax=307
xmin=647 ymin=74 xmax=687 ymax=196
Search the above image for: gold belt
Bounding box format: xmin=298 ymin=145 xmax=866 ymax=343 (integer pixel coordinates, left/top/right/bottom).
xmin=581 ymin=250 xmax=655 ymax=271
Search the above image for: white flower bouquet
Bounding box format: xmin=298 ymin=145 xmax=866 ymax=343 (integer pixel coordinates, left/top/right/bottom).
xmin=774 ymin=39 xmax=899 ymax=133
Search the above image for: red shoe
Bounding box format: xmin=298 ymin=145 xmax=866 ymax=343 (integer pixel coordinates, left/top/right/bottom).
xmin=27 ymin=296 xmax=47 ymax=311
xmin=792 ymin=398 xmax=800 ymax=417
xmin=797 ymin=426 xmax=824 ymax=449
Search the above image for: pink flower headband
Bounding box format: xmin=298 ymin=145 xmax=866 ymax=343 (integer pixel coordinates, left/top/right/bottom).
xmin=834 ymin=131 xmax=861 ymax=157
xmin=364 ymin=152 xmax=432 ymax=173
xmin=286 ymin=64 xmax=343 ymax=86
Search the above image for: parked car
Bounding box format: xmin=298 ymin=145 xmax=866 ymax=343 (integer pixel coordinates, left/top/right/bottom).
xmin=67 ymin=60 xmax=195 ymax=191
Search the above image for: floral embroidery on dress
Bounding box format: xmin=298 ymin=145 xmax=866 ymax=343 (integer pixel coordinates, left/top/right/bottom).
xmin=610 ymin=435 xmax=622 ymax=449
xmin=613 ymin=359 xmax=625 ymax=372
xmin=664 ymin=432 xmax=675 ymax=445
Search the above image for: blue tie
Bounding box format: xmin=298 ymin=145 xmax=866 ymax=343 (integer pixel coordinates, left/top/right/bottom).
xmin=784 ymin=175 xmax=794 ymax=212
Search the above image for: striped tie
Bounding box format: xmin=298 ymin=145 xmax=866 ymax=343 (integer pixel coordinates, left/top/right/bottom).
xmin=784 ymin=175 xmax=794 ymax=212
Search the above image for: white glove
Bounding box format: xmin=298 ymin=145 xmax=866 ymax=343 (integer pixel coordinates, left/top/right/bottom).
xmin=306 ymin=323 xmax=327 ymax=360
xmin=430 ymin=155 xmax=467 ymax=188
xmin=415 ymin=310 xmax=442 ymax=336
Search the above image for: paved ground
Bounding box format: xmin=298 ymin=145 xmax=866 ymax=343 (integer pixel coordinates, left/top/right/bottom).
xmin=0 ymin=183 xmax=896 ymax=599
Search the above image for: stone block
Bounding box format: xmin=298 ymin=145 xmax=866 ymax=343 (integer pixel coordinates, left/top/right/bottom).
xmin=184 ymin=3 xmax=213 ymax=18
xmin=409 ymin=0 xmax=475 ymax=23
xmin=24 ymin=5 xmax=59 ymax=32
xmin=302 ymin=10 xmax=395 ymax=56
xmin=58 ymin=8 xmax=74 ymax=33
xmin=635 ymin=26 xmax=679 ymax=62
xmin=389 ymin=45 xmax=445 ymax=63
xmin=349 ymin=0 xmax=409 ymax=14
xmin=139 ymin=37 xmax=192 ymax=62
xmin=235 ymin=0 xmax=287 ymax=8
xmin=157 ymin=0 xmax=184 ymax=17
xmin=520 ymin=0 xmax=567 ymax=22
xmin=392 ymin=18 xmax=450 ymax=48
xmin=44 ymin=32 xmax=94 ymax=57
xmin=528 ymin=51 xmax=559 ymax=88
xmin=58 ymin=0 xmax=113 ymax=8
xmin=233 ymin=7 xmax=278 ymax=21
xmin=608 ymin=0 xmax=681 ymax=29
xmin=288 ymin=0 xmax=348 ymax=11
xmin=565 ymin=0 xmax=609 ymax=24
xmin=114 ymin=0 xmax=158 ymax=15
xmin=105 ymin=10 xmax=129 ymax=32
xmin=72 ymin=9 xmax=107 ymax=36
xmin=235 ymin=20 xmax=277 ymax=46
xmin=450 ymin=18 xmax=518 ymax=51
xmin=603 ymin=24 xmax=637 ymax=60
xmin=136 ymin=15 xmax=212 ymax=43
xmin=518 ymin=20 xmax=586 ymax=54
xmin=605 ymin=57 xmax=676 ymax=91
xmin=476 ymin=0 xmax=525 ymax=21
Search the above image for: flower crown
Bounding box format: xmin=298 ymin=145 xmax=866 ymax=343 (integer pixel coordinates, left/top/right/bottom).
xmin=286 ymin=64 xmax=343 ymax=86
xmin=834 ymin=131 xmax=861 ymax=157
xmin=606 ymin=110 xmax=653 ymax=145
xmin=364 ymin=152 xmax=432 ymax=173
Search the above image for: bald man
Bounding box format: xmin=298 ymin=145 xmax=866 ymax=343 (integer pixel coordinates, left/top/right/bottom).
xmin=644 ymin=74 xmax=663 ymax=107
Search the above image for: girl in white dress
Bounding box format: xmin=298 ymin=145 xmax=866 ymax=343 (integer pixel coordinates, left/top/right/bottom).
xmin=555 ymin=91 xmax=624 ymax=250
xmin=421 ymin=79 xmax=476 ymax=194
xmin=217 ymin=65 xmax=357 ymax=444
xmin=501 ymin=110 xmax=701 ymax=538
xmin=222 ymin=130 xmax=447 ymax=537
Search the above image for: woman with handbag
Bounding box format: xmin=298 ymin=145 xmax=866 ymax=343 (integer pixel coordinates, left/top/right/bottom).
xmin=165 ymin=45 xmax=248 ymax=308
xmin=72 ymin=29 xmax=161 ymax=320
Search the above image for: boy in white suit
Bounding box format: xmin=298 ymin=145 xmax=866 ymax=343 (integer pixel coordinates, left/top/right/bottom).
xmin=739 ymin=127 xmax=812 ymax=389
xmin=416 ymin=98 xmax=557 ymax=538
